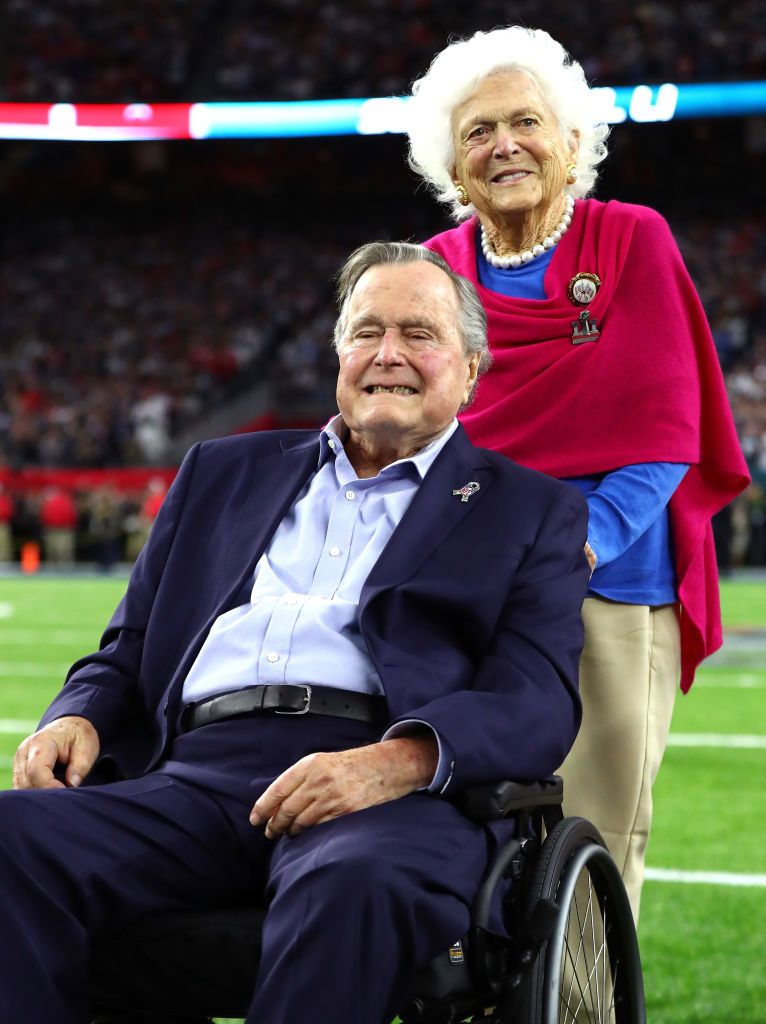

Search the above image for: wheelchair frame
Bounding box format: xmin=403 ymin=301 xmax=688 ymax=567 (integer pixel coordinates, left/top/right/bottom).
xmin=90 ymin=777 xmax=645 ymax=1024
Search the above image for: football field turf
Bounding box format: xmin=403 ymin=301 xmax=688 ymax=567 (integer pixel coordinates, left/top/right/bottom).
xmin=1 ymin=575 xmax=764 ymax=1023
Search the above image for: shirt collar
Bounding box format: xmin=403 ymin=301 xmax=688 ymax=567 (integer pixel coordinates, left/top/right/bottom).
xmin=319 ymin=415 xmax=459 ymax=481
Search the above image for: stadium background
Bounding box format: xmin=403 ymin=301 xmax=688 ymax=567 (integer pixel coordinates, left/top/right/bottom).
xmin=1 ymin=2 xmax=765 ymax=1021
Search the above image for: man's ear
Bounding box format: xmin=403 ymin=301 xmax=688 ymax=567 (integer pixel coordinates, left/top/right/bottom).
xmin=463 ymin=352 xmax=481 ymax=404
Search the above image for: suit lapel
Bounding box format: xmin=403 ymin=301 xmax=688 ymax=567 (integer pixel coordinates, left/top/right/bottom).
xmin=361 ymin=427 xmax=492 ymax=602
xmin=161 ymin=435 xmax=321 ymax=727
xmin=220 ymin=435 xmax=321 ymax=610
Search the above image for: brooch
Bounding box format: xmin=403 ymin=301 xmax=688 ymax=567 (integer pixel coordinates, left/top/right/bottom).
xmin=571 ymin=310 xmax=600 ymax=345
xmin=452 ymin=481 xmax=480 ymax=503
xmin=568 ymin=272 xmax=601 ymax=306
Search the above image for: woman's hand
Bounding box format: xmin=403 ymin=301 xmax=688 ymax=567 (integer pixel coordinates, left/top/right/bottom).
xmin=584 ymin=541 xmax=597 ymax=574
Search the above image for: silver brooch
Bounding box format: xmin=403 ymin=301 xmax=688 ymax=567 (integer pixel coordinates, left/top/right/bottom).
xmin=452 ymin=481 xmax=480 ymax=503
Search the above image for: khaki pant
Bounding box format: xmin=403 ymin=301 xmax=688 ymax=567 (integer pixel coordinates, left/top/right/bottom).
xmin=0 ymin=523 xmax=12 ymax=562
xmin=42 ymin=527 xmax=75 ymax=563
xmin=557 ymin=598 xmax=680 ymax=923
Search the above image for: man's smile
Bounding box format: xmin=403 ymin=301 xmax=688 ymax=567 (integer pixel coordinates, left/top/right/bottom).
xmin=364 ymin=385 xmax=418 ymax=395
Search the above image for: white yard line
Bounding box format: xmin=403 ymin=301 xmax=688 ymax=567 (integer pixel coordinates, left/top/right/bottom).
xmin=646 ymin=867 xmax=766 ymax=888
xmin=667 ymin=733 xmax=766 ymax=749
xmin=0 ymin=663 xmax=71 ymax=677
xmin=0 ymin=630 xmax=99 ymax=644
xmin=0 ymin=603 xmax=14 ymax=619
xmin=696 ymin=675 xmax=765 ymax=689
xmin=0 ymin=719 xmax=38 ymax=734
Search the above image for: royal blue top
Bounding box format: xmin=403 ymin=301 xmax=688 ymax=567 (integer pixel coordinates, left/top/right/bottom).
xmin=477 ymin=241 xmax=689 ymax=604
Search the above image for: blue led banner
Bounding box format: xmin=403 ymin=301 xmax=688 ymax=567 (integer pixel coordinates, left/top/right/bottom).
xmin=1 ymin=82 xmax=765 ymax=141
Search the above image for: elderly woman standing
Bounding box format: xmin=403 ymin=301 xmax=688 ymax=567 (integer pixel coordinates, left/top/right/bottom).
xmin=407 ymin=26 xmax=749 ymax=920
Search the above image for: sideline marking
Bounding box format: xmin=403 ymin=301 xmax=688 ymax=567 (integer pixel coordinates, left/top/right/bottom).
xmin=0 ymin=663 xmax=70 ymax=678
xmin=646 ymin=867 xmax=766 ymax=888
xmin=0 ymin=720 xmax=38 ymax=734
xmin=0 ymin=602 xmax=14 ymax=619
xmin=668 ymin=733 xmax=766 ymax=749
xmin=697 ymin=674 xmax=765 ymax=689
xmin=0 ymin=630 xmax=99 ymax=644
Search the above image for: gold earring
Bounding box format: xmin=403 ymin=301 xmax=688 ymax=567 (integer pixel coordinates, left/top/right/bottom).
xmin=566 ymin=164 xmax=578 ymax=185
xmin=455 ymin=183 xmax=471 ymax=207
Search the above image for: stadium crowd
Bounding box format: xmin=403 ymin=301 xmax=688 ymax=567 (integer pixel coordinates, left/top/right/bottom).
xmin=3 ymin=2 xmax=764 ymax=566
xmin=1 ymin=213 xmax=343 ymax=469
xmin=5 ymin=0 xmax=765 ymax=103
xmin=1 ymin=204 xmax=764 ymax=566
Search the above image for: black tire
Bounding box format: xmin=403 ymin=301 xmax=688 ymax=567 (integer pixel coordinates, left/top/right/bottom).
xmin=512 ymin=817 xmax=645 ymax=1024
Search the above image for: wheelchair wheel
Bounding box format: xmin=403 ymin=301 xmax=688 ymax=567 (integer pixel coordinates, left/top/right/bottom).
xmin=514 ymin=817 xmax=645 ymax=1024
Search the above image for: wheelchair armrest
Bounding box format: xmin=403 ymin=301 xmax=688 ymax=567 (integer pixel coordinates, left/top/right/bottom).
xmin=455 ymin=776 xmax=563 ymax=822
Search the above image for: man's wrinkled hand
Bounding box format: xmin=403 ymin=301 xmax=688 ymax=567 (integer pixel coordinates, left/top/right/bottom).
xmin=12 ymin=716 xmax=100 ymax=791
xmin=250 ymin=735 xmax=438 ymax=839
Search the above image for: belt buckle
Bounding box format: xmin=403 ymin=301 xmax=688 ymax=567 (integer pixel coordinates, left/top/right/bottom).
xmin=274 ymin=684 xmax=312 ymax=715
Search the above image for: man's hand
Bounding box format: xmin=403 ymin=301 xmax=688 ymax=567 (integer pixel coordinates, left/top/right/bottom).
xmin=250 ymin=734 xmax=439 ymax=839
xmin=12 ymin=716 xmax=100 ymax=790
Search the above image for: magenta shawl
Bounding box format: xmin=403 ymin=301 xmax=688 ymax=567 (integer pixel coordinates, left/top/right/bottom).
xmin=425 ymin=199 xmax=750 ymax=690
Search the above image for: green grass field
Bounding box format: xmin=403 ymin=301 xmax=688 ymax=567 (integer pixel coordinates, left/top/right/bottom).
xmin=1 ymin=575 xmax=764 ymax=1022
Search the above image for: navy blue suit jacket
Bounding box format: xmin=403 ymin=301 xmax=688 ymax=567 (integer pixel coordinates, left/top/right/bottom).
xmin=40 ymin=426 xmax=589 ymax=793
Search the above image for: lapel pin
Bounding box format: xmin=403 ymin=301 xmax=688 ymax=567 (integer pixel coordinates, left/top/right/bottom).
xmin=452 ymin=481 xmax=480 ymax=503
xmin=571 ymin=309 xmax=600 ymax=345
xmin=568 ymin=272 xmax=601 ymax=306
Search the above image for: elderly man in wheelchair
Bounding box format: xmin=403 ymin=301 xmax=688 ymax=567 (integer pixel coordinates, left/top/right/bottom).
xmin=2 ymin=243 xmax=643 ymax=1024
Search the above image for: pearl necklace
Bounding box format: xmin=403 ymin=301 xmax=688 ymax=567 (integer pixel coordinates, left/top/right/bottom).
xmin=480 ymin=195 xmax=575 ymax=270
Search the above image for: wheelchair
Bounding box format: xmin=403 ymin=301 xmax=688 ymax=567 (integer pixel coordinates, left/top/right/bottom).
xmin=90 ymin=777 xmax=645 ymax=1024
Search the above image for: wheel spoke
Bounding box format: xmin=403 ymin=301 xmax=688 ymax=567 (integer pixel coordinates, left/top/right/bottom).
xmin=559 ymin=871 xmax=615 ymax=1023
xmin=561 ymin=871 xmax=590 ymax=1020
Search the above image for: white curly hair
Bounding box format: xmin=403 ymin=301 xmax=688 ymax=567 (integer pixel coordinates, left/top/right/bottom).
xmin=407 ymin=26 xmax=610 ymax=222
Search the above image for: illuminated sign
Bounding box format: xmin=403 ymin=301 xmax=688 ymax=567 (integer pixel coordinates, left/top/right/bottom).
xmin=0 ymin=82 xmax=764 ymax=141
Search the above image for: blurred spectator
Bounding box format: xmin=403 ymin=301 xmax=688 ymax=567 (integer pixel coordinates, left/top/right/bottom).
xmin=5 ymin=0 xmax=219 ymax=102
xmin=39 ymin=486 xmax=77 ymax=563
xmin=6 ymin=2 xmax=765 ymax=104
xmin=124 ymin=476 xmax=167 ymax=560
xmin=83 ymin=487 xmax=125 ymax=569
xmin=0 ymin=214 xmax=340 ymax=469
xmin=0 ymin=484 xmax=14 ymax=562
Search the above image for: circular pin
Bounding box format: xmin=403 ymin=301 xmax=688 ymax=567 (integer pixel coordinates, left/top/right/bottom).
xmin=568 ymin=272 xmax=601 ymax=306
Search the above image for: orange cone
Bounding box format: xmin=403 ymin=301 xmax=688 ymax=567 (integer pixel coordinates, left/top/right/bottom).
xmin=20 ymin=541 xmax=41 ymax=574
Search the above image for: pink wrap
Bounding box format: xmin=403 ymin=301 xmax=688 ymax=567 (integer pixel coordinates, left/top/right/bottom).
xmin=425 ymin=199 xmax=750 ymax=691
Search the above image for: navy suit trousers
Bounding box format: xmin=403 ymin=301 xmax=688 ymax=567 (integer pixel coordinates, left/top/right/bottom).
xmin=0 ymin=717 xmax=494 ymax=1024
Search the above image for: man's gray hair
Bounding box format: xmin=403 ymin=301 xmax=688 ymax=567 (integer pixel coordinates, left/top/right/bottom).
xmin=407 ymin=26 xmax=610 ymax=222
xmin=333 ymin=241 xmax=492 ymax=386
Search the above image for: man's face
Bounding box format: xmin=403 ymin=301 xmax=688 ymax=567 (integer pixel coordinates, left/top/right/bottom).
xmin=335 ymin=262 xmax=480 ymax=456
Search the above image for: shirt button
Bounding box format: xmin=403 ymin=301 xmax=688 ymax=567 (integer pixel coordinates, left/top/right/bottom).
xmin=284 ymin=595 xmax=298 ymax=606
xmin=266 ymin=652 xmax=280 ymax=663
xmin=328 ymin=440 xmax=336 ymax=449
xmin=345 ymin=490 xmax=356 ymax=501
xmin=329 ymin=546 xmax=341 ymax=557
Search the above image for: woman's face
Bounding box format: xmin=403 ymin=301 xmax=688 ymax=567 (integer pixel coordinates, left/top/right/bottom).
xmin=451 ymin=69 xmax=577 ymax=224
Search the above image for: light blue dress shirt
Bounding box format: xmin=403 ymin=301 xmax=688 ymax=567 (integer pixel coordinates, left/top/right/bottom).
xmin=181 ymin=416 xmax=460 ymax=790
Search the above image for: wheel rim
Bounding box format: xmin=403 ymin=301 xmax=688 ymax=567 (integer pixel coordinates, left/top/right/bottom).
xmin=544 ymin=846 xmax=624 ymax=1023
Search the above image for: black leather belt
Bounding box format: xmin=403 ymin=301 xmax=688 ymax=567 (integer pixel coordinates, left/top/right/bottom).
xmin=182 ymin=684 xmax=386 ymax=731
